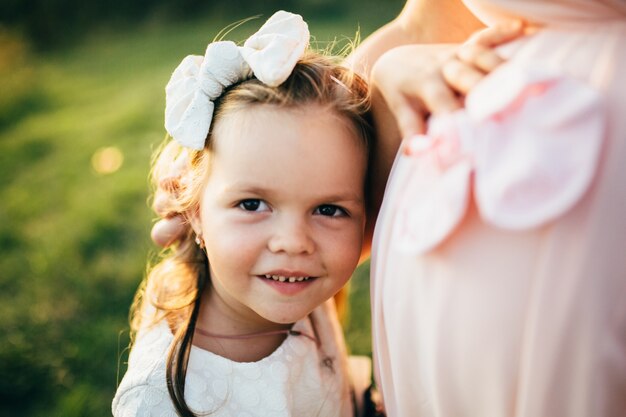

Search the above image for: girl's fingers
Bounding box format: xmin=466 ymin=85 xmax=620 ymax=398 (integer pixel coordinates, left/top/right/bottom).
xmin=441 ymin=58 xmax=485 ymax=96
xmin=467 ymin=20 xmax=524 ymax=47
xmin=151 ymin=215 xmax=186 ymax=248
xmin=159 ymin=176 xmax=180 ymax=194
xmin=153 ymin=190 xmax=176 ymax=218
xmin=171 ymin=149 xmax=190 ymax=176
xmin=152 ymin=146 xmax=190 ymax=247
xmin=157 ymin=149 xmax=188 ymax=193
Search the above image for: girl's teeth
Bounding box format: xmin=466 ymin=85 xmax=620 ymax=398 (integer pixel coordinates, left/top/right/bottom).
xmin=264 ymin=275 xmax=311 ymax=282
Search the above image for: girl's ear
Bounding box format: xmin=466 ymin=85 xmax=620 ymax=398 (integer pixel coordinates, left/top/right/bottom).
xmin=187 ymin=205 xmax=202 ymax=236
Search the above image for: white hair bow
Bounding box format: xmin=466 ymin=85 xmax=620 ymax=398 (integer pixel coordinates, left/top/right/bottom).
xmin=164 ymin=11 xmax=309 ymax=150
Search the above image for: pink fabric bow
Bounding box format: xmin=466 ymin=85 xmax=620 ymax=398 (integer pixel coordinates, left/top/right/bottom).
xmin=394 ymin=63 xmax=605 ymax=254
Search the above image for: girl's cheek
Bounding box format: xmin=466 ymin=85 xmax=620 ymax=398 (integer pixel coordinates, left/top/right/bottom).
xmin=326 ymin=224 xmax=363 ymax=259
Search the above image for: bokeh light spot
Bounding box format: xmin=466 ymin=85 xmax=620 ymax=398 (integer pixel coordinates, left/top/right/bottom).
xmin=91 ymin=146 xmax=124 ymax=175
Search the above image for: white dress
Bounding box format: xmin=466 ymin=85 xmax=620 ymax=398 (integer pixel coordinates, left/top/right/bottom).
xmin=112 ymin=301 xmax=354 ymax=417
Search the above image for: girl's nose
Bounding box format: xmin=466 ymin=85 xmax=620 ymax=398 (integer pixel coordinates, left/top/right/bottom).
xmin=267 ymin=216 xmax=315 ymax=255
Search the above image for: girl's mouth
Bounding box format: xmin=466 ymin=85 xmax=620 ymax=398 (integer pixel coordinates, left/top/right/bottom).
xmin=262 ymin=274 xmax=313 ymax=283
xmin=258 ymin=274 xmax=318 ymax=296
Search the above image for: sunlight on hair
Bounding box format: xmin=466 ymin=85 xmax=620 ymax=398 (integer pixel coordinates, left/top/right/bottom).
xmin=92 ymin=146 xmax=124 ymax=175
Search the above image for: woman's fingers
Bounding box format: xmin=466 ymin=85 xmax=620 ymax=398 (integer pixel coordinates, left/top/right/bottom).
xmin=391 ymin=80 xmax=461 ymax=138
xmin=467 ymin=20 xmax=524 ymax=47
xmin=443 ymin=21 xmax=525 ymax=95
xmin=370 ymin=22 xmax=524 ymax=141
xmin=417 ymin=77 xmax=463 ymax=116
xmin=371 ymin=44 xmax=464 ymax=138
xmin=456 ymin=43 xmax=504 ymax=73
xmin=392 ymin=98 xmax=427 ymax=138
xmin=441 ymin=57 xmax=486 ymax=96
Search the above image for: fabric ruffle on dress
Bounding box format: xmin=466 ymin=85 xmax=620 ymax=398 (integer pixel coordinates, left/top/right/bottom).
xmin=393 ymin=63 xmax=605 ymax=254
xmin=462 ymin=0 xmax=626 ymax=28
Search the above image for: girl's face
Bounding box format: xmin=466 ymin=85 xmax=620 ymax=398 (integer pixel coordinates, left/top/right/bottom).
xmin=190 ymin=103 xmax=367 ymax=330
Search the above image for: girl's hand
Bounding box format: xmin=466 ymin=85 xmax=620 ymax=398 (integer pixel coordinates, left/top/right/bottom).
xmin=151 ymin=192 xmax=186 ymax=247
xmin=370 ymin=20 xmax=524 ymax=139
xmin=150 ymin=152 xmax=189 ymax=248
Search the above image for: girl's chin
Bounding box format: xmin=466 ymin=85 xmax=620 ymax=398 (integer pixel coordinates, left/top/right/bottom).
xmin=257 ymin=306 xmax=316 ymax=326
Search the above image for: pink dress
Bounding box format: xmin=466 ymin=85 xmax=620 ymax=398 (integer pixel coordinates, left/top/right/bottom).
xmin=371 ymin=1 xmax=626 ymax=416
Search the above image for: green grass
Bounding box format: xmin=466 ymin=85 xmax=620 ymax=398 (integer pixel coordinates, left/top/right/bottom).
xmin=0 ymin=8 xmax=395 ymax=415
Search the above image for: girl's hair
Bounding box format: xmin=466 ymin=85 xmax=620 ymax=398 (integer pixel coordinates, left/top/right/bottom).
xmin=131 ymin=50 xmax=373 ymax=416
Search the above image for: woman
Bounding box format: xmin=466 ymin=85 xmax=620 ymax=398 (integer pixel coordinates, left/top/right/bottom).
xmin=370 ymin=1 xmax=626 ymax=416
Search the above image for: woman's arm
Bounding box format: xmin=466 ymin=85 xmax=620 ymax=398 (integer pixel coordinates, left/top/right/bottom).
xmin=347 ymin=0 xmax=485 ymax=78
xmin=353 ymin=0 xmax=485 ymax=259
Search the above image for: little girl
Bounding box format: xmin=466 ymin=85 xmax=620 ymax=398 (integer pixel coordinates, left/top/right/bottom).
xmin=112 ymin=11 xmax=374 ymax=417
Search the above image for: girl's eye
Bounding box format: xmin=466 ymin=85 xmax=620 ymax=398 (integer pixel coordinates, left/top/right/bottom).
xmin=238 ymin=199 xmax=269 ymax=212
xmin=315 ymin=204 xmax=347 ymax=217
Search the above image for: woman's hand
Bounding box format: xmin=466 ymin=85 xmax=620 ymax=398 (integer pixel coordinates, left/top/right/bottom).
xmin=363 ymin=21 xmax=525 ymax=246
xmin=370 ymin=20 xmax=524 ymax=139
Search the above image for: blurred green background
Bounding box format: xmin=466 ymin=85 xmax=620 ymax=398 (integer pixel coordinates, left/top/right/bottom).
xmin=0 ymin=1 xmax=404 ymax=415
